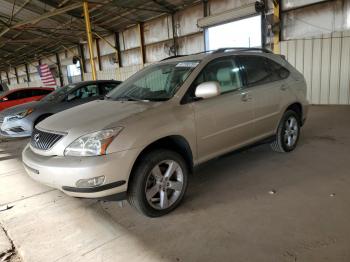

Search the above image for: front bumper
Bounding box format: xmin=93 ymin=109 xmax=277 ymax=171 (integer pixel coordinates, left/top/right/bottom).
xmin=22 ymin=145 xmax=140 ymax=199
xmin=0 ymin=117 xmax=33 ymax=137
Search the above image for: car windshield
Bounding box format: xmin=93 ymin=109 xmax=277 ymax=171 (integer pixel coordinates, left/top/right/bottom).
xmin=107 ymin=61 xmax=199 ymax=101
xmin=41 ymin=84 xmax=77 ymax=102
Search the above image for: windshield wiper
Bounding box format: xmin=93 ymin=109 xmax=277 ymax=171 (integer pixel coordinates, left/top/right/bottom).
xmin=146 ymin=97 xmax=169 ymax=101
xmin=115 ymin=95 xmax=149 ymax=102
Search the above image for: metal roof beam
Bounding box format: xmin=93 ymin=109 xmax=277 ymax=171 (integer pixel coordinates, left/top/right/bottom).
xmin=110 ymin=2 xmax=171 ymax=14
xmin=0 ymin=2 xmax=83 ymax=37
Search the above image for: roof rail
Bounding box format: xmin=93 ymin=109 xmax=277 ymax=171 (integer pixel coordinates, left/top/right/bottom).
xmin=213 ymin=47 xmax=273 ymax=54
xmin=159 ymin=48 xmax=273 ymax=62
xmin=161 ymin=50 xmax=213 ymax=61
xmin=161 ymin=55 xmax=186 ymax=61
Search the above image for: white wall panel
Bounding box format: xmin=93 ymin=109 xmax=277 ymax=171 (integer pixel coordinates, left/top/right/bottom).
xmin=175 ymin=4 xmax=203 ymax=37
xmin=303 ymin=39 xmax=313 ymax=102
xmin=287 ymin=41 xmax=296 ymax=67
xmin=329 ymin=32 xmax=342 ymax=104
xmin=311 ymin=39 xmax=321 ymax=104
xmin=339 ymin=31 xmax=350 ymax=104
xmin=209 ymin=0 xmax=256 ymax=15
xmin=144 ymin=16 xmax=171 ymax=45
xmin=99 ymin=35 xmax=116 ymax=56
xmin=280 ymin=31 xmax=350 ymax=104
xmin=295 ymin=39 xmax=304 ymax=73
xmin=320 ymin=35 xmax=331 ymax=104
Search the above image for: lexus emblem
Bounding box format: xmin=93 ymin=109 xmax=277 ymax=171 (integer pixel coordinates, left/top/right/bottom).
xmin=34 ymin=133 xmax=40 ymax=143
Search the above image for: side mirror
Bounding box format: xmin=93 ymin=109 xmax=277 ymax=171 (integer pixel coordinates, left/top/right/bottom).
xmin=1 ymin=97 xmax=8 ymax=102
xmin=278 ymin=68 xmax=289 ymax=79
xmin=195 ymin=81 xmax=221 ymax=99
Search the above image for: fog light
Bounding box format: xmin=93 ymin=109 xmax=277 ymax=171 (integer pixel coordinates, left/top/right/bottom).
xmin=76 ymin=176 xmax=105 ymax=188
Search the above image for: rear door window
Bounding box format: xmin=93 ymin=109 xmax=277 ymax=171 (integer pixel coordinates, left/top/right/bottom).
xmin=266 ymin=59 xmax=290 ymax=81
xmin=238 ymin=56 xmax=272 ymax=86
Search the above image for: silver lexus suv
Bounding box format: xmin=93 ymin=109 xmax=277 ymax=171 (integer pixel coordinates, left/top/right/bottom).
xmin=22 ymin=48 xmax=309 ymax=217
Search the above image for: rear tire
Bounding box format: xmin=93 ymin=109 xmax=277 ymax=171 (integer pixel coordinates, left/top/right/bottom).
xmin=271 ymin=110 xmax=300 ymax=153
xmin=128 ymin=149 xmax=188 ymax=217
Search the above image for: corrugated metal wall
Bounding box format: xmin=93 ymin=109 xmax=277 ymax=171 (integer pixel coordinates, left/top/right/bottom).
xmin=280 ymin=31 xmax=350 ymax=105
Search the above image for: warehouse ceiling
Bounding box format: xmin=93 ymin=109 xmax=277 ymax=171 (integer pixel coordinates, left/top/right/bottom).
xmin=0 ymin=0 xmax=198 ymax=72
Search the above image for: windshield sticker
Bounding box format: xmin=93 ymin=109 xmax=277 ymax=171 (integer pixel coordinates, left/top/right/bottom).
xmin=176 ymin=62 xmax=199 ymax=68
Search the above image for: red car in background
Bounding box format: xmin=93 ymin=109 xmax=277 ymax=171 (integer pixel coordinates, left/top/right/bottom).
xmin=0 ymin=87 xmax=54 ymax=112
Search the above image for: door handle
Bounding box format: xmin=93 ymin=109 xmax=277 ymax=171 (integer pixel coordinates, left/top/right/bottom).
xmin=241 ymin=92 xmax=252 ymax=102
xmin=281 ymin=84 xmax=288 ymax=91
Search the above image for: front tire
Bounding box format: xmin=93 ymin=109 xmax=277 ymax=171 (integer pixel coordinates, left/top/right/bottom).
xmin=127 ymin=149 xmax=188 ymax=217
xmin=271 ymin=110 xmax=300 ymax=153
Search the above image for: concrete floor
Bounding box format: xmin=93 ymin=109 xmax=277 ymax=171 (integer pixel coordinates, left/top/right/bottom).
xmin=0 ymin=105 xmax=350 ymax=262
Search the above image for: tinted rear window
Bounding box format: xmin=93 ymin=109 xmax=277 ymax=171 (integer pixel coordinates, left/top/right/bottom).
xmin=239 ymin=56 xmax=272 ymax=86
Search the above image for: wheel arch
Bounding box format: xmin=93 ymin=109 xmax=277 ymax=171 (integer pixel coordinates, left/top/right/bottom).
xmin=128 ymin=135 xmax=194 ymax=188
xmin=285 ymin=102 xmax=303 ymax=125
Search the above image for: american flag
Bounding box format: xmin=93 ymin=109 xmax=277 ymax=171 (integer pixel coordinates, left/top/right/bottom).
xmin=37 ymin=64 xmax=57 ymax=86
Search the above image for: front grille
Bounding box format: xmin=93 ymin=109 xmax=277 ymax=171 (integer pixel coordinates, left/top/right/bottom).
xmin=30 ymin=128 xmax=64 ymax=150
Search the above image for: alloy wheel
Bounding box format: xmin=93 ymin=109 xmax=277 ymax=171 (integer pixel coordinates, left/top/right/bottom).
xmin=284 ymin=116 xmax=299 ymax=148
xmin=145 ymin=160 xmax=184 ymax=210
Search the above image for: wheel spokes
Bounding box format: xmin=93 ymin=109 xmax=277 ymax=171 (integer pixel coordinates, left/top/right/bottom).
xmin=160 ymin=190 xmax=169 ymax=208
xmin=168 ymin=181 xmax=183 ymax=191
xmin=145 ymin=159 xmax=184 ymax=210
xmin=164 ymin=161 xmax=179 ymax=178
xmin=146 ymin=184 xmax=160 ymax=200
xmin=287 ymin=135 xmax=292 ymax=146
xmin=289 ymin=117 xmax=295 ymax=129
xmin=151 ymin=165 xmax=163 ymax=181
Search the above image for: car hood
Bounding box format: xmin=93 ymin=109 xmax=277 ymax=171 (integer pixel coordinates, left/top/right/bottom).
xmin=38 ymin=100 xmax=159 ymax=134
xmin=0 ymin=101 xmax=41 ymax=117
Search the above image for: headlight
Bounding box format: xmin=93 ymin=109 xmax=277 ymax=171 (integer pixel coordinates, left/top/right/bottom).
xmin=15 ymin=108 xmax=34 ymax=119
xmin=64 ymin=127 xmax=123 ymax=157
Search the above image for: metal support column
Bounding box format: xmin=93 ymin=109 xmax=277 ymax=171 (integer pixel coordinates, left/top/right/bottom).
xmin=171 ymin=14 xmax=177 ymax=56
xmin=203 ymin=0 xmax=208 ymax=51
xmin=273 ymin=0 xmax=280 ymax=54
xmin=114 ymin=32 xmax=122 ymax=67
xmin=78 ymin=44 xmax=86 ymax=81
xmin=25 ymin=63 xmax=30 ymax=83
xmin=138 ymin=23 xmax=146 ymax=65
xmin=56 ymin=53 xmax=64 ymax=87
xmin=14 ymin=67 xmax=19 ymax=84
xmin=6 ymin=71 xmax=10 ymax=85
xmin=96 ymin=38 xmax=102 ymax=71
xmin=83 ymin=0 xmax=97 ymax=80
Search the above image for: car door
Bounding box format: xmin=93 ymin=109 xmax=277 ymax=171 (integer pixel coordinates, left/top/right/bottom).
xmin=191 ymin=56 xmax=255 ymax=162
xmin=238 ymin=55 xmax=285 ymax=139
